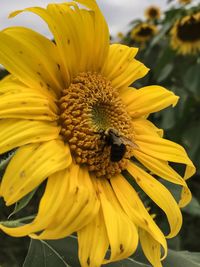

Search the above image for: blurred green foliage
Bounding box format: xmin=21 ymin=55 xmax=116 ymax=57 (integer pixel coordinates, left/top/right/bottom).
xmin=1 ymin=0 xmax=200 ymax=266
xmin=124 ymin=2 xmax=200 ymax=174
xmin=120 ymin=0 xmax=200 ymax=258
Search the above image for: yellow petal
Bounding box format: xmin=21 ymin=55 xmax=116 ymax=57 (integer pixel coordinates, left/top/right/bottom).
xmin=78 ymin=209 xmax=109 ymax=267
xmin=111 ymin=174 xmax=167 ymax=259
xmin=0 ymin=75 xmax=58 ymax=121
xmin=32 ymin=164 xmax=99 ymax=240
xmin=102 ymin=44 xmax=149 ymax=90
xmin=0 ymin=140 xmax=72 ymax=205
xmin=10 ymin=0 xmax=109 ymax=86
xmin=0 ymin=28 xmax=64 ymax=97
xmin=0 ymin=166 xmax=99 ymax=240
xmin=133 ymin=118 xmax=164 ymax=137
xmin=0 ymin=119 xmax=60 ymax=154
xmin=120 ymin=85 xmax=179 ymax=118
xmin=133 ymin=149 xmax=192 ymax=207
xmin=75 ymin=0 xmax=109 ymax=71
xmin=94 ymin=178 xmax=138 ymax=263
xmin=127 ymin=162 xmax=182 ymax=238
xmin=118 ymin=86 xmax=137 ymax=97
xmin=134 ymin=134 xmax=196 ymax=181
xmin=0 ymin=169 xmax=70 ymax=237
xmin=139 ymin=229 xmax=163 ymax=267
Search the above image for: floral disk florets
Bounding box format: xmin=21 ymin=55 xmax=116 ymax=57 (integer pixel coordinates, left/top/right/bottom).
xmin=59 ymin=72 xmax=134 ymax=178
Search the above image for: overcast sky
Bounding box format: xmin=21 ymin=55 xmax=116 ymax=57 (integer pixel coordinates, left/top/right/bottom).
xmin=0 ymin=0 xmax=169 ymax=37
xmin=0 ymin=0 xmax=197 ymax=37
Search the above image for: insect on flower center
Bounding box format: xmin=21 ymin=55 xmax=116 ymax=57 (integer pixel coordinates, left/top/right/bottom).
xmin=58 ymin=72 xmax=135 ymax=178
xmin=177 ymin=16 xmax=200 ymax=42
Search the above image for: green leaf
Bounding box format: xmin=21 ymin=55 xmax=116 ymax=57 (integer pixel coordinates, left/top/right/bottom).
xmin=167 ymin=236 xmax=181 ymax=250
xmin=22 ymin=236 xmax=200 ymax=267
xmin=150 ymin=21 xmax=172 ymax=47
xmin=129 ymin=19 xmax=143 ymax=26
xmin=104 ymin=259 xmax=150 ymax=266
xmin=160 ymin=179 xmax=182 ymax=203
xmin=23 ymin=237 xmax=151 ymax=267
xmin=132 ymin=247 xmax=200 ymax=267
xmin=159 ymin=107 xmax=176 ymax=130
xmin=8 ymin=189 xmax=37 ymax=219
xmin=0 ymin=150 xmax=16 ymax=179
xmin=163 ymin=250 xmax=200 ymax=267
xmin=172 ymin=87 xmax=189 ymax=117
xmin=0 ymin=215 xmax=35 ymax=227
xmin=23 ymin=239 xmax=72 ymax=267
xmin=184 ymin=64 xmax=200 ymax=99
xmin=182 ymin=196 xmax=200 ymax=217
xmin=182 ymin=124 xmax=200 ymax=168
xmin=157 ymin=63 xmax=174 ymax=83
xmin=153 ymin=47 xmax=175 ymax=78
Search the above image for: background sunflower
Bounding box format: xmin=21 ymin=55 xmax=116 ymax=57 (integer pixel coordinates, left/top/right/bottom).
xmin=178 ymin=0 xmax=192 ymax=4
xmin=145 ymin=5 xmax=161 ymax=20
xmin=170 ymin=12 xmax=200 ymax=55
xmin=130 ymin=23 xmax=157 ymax=43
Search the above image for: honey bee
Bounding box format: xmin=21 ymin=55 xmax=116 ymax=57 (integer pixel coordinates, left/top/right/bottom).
xmin=99 ymin=128 xmax=137 ymax=162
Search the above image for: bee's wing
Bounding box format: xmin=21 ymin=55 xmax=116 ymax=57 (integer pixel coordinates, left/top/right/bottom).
xmin=121 ymin=136 xmax=139 ymax=149
xmin=109 ymin=132 xmax=121 ymax=145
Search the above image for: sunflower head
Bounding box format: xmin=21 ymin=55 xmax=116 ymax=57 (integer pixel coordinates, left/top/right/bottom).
xmin=59 ymin=71 xmax=134 ymax=178
xmin=144 ymin=6 xmax=161 ymax=20
xmin=0 ymin=1 xmax=196 ymax=267
xmin=170 ymin=12 xmax=200 ymax=55
xmin=117 ymin=32 xmax=124 ymax=40
xmin=178 ymin=0 xmax=192 ymax=4
xmin=131 ymin=23 xmax=157 ymax=43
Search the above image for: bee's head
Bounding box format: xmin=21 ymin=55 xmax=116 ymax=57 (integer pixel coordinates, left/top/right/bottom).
xmin=106 ymin=128 xmax=120 ymax=137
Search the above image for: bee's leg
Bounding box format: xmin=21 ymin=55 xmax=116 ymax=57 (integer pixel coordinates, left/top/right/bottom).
xmin=101 ymin=142 xmax=107 ymax=152
xmin=93 ymin=129 xmax=108 ymax=154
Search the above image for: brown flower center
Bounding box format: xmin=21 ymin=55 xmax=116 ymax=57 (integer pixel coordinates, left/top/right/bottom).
xmin=177 ymin=16 xmax=200 ymax=42
xmin=58 ymin=72 xmax=134 ymax=178
xmin=137 ymin=26 xmax=154 ymax=37
xmin=148 ymin=8 xmax=159 ymax=19
xmin=179 ymin=0 xmax=191 ymax=4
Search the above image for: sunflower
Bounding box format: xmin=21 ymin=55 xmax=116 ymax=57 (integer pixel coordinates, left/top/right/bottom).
xmin=178 ymin=0 xmax=192 ymax=4
xmin=170 ymin=13 xmax=200 ymax=55
xmin=0 ymin=1 xmax=195 ymax=267
xmin=145 ymin=6 xmax=161 ymax=20
xmin=131 ymin=23 xmax=157 ymax=43
xmin=117 ymin=31 xmax=124 ymax=40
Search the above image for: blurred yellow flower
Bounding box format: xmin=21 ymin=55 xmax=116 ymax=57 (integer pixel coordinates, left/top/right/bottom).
xmin=0 ymin=1 xmax=195 ymax=266
xmin=170 ymin=13 xmax=200 ymax=55
xmin=178 ymin=0 xmax=192 ymax=4
xmin=145 ymin=6 xmax=161 ymax=20
xmin=117 ymin=31 xmax=124 ymax=40
xmin=131 ymin=23 xmax=157 ymax=43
